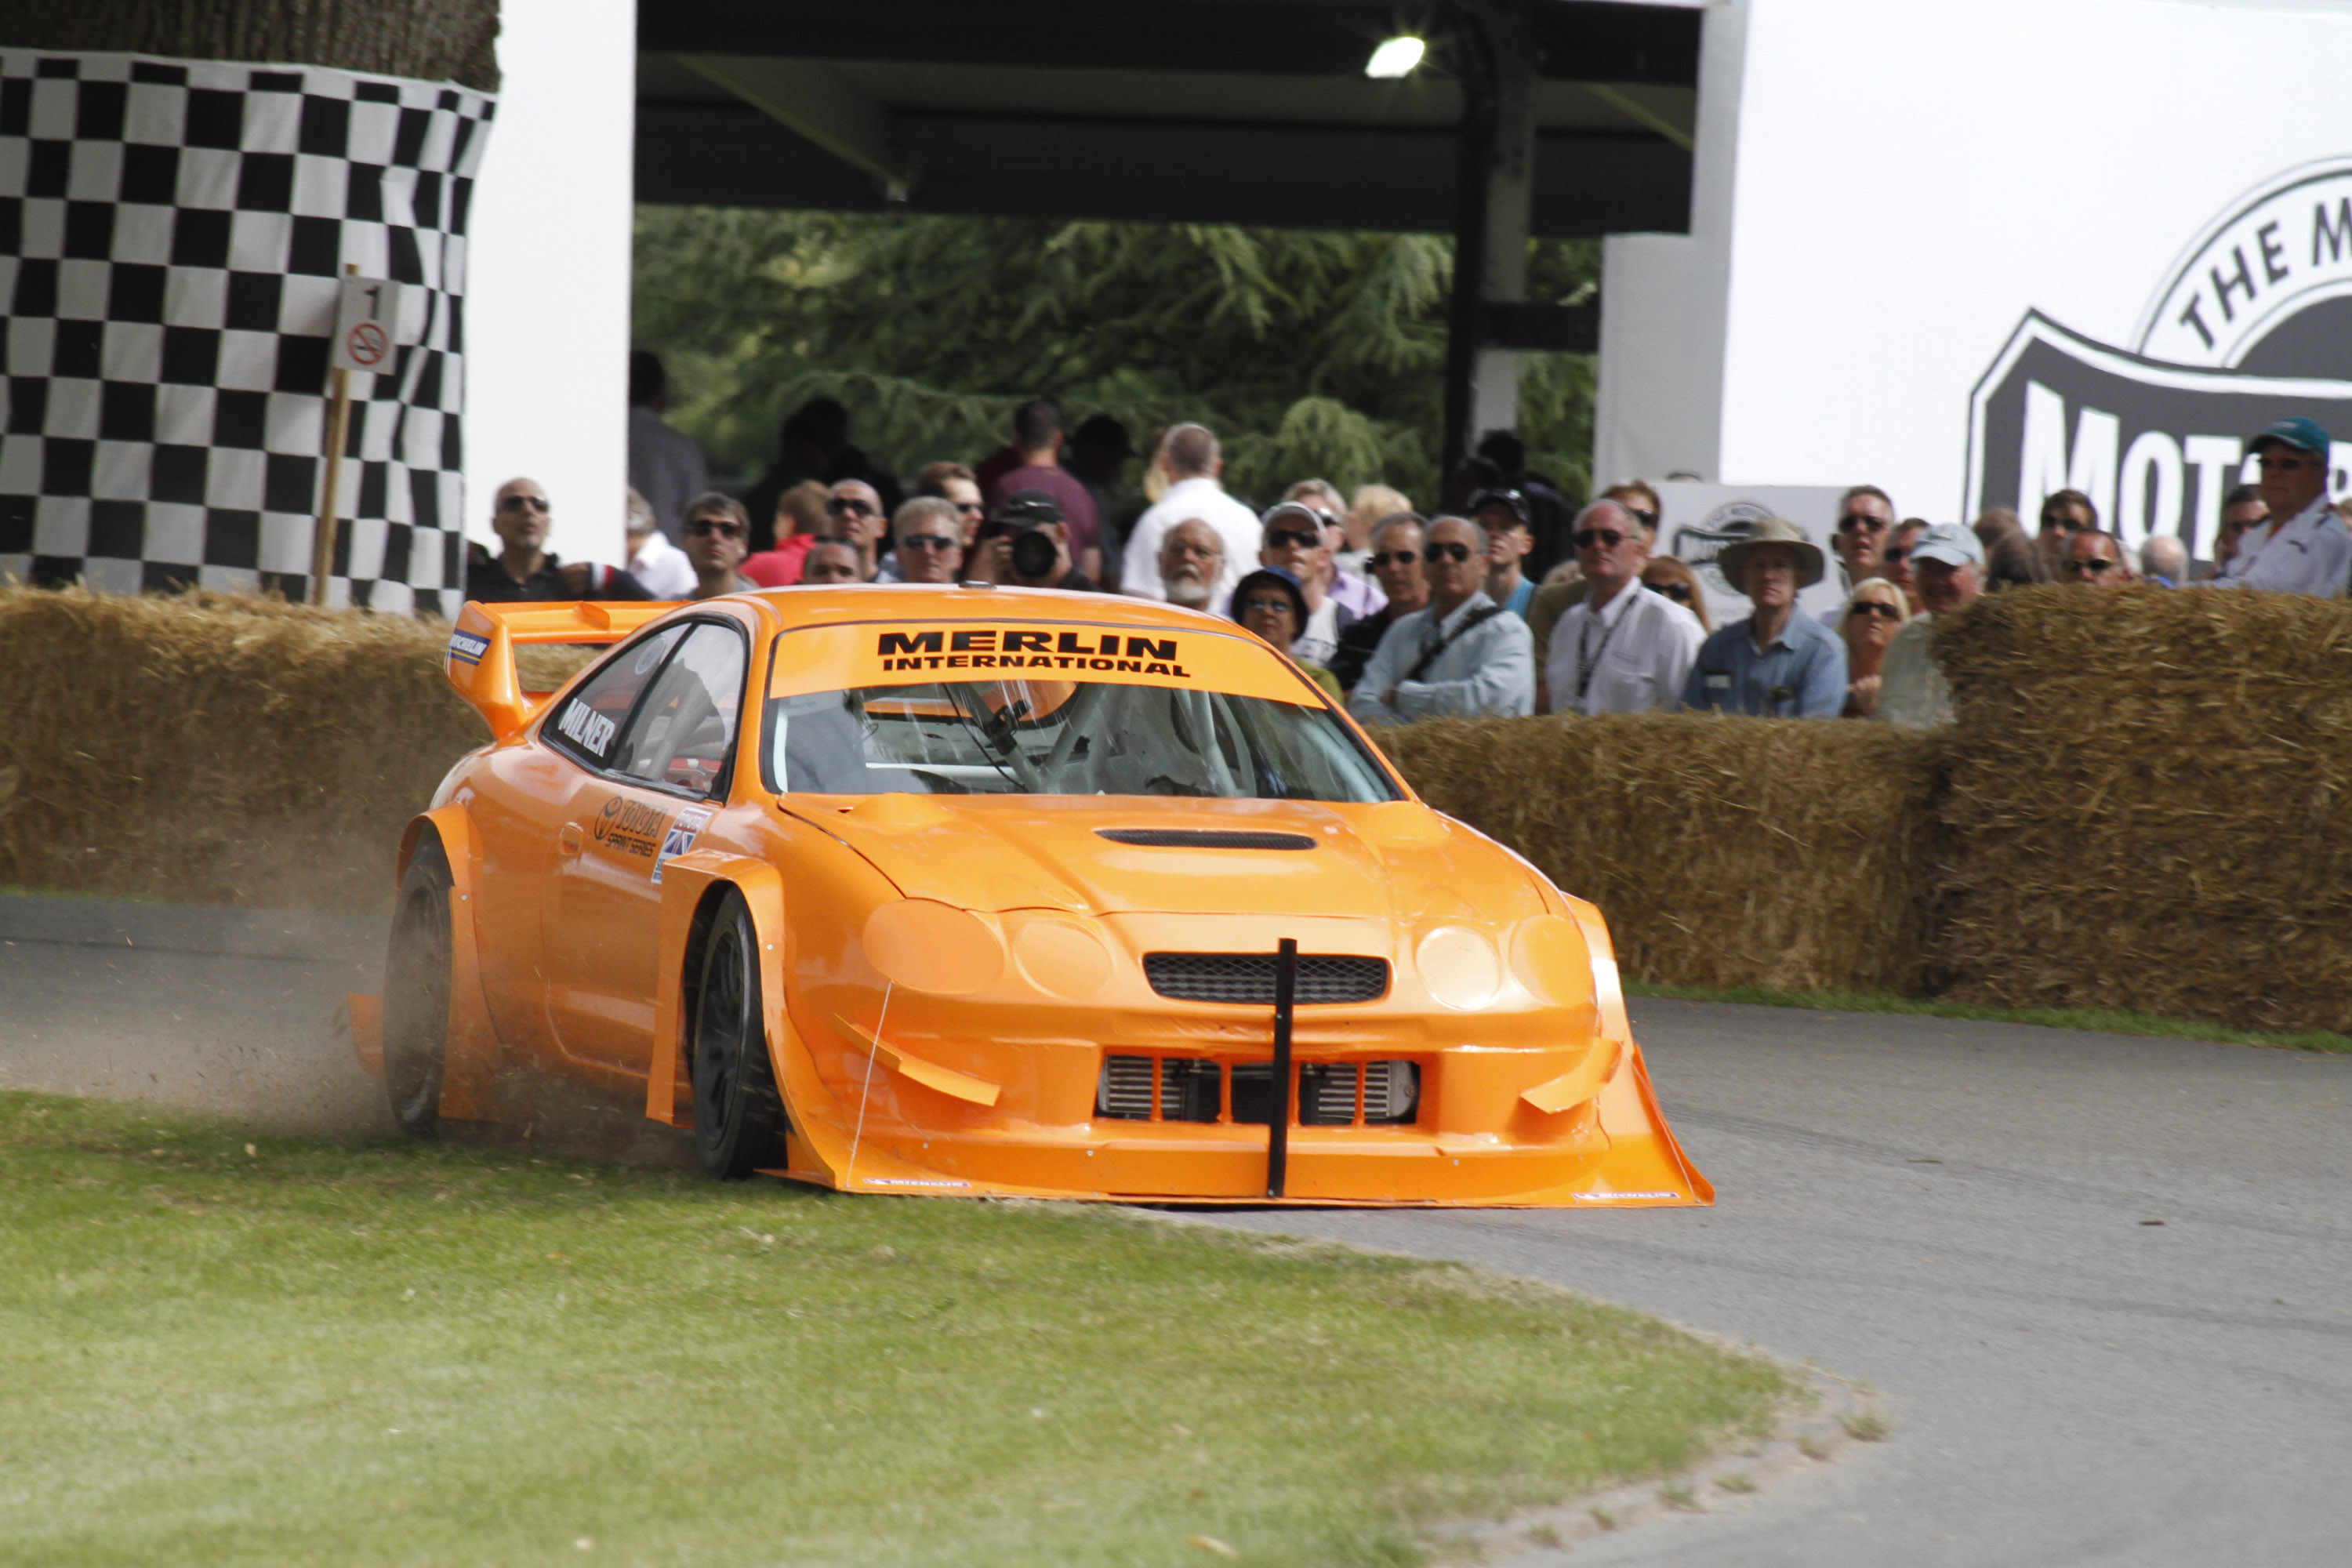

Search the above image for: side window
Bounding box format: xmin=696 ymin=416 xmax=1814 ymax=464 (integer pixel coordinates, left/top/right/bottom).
xmin=544 ymin=626 xmax=685 ymax=771
xmin=616 ymin=622 xmax=748 ymax=797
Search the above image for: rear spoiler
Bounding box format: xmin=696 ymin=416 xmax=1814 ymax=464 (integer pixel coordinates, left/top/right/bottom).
xmin=444 ymin=599 xmax=678 ymax=741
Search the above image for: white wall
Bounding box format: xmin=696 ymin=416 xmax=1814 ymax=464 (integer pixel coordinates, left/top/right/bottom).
xmin=1599 ymin=0 xmax=2352 ymax=525
xmin=1593 ymin=5 xmax=1745 ymax=488
xmin=462 ymin=0 xmax=637 ymax=568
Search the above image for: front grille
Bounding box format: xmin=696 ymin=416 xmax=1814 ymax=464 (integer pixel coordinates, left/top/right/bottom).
xmin=1095 ymin=1054 xmax=1418 ymax=1126
xmin=1097 ymin=829 xmax=1316 ymax=850
xmin=1144 ymin=953 xmax=1389 ymax=1005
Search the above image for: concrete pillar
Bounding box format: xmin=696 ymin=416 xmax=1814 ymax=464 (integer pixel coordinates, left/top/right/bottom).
xmin=464 ymin=0 xmax=638 ymax=569
xmin=1470 ymin=9 xmax=1537 ymax=445
xmin=1442 ymin=0 xmax=1538 ymax=478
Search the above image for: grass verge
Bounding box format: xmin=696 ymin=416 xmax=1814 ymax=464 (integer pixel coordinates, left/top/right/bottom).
xmin=0 ymin=1091 xmax=1797 ymax=1568
xmin=1626 ymin=980 xmax=2352 ymax=1054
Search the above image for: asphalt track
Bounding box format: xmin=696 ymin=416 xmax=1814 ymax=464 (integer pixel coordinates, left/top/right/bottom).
xmin=6 ymin=890 xmax=2352 ymax=1565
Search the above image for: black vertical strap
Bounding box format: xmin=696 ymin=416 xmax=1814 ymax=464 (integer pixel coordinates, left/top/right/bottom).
xmin=1268 ymin=938 xmax=1297 ymax=1198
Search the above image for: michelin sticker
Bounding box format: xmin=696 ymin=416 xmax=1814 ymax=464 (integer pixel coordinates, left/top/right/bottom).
xmin=652 ymin=807 xmax=714 ymax=885
xmin=447 ymin=630 xmax=489 ymax=666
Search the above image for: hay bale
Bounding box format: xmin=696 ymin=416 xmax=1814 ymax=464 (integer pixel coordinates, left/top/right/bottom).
xmin=0 ymin=587 xmax=490 ymax=913
xmin=1382 ymin=713 xmax=1939 ymax=993
xmin=1932 ymin=583 xmax=2352 ymax=1030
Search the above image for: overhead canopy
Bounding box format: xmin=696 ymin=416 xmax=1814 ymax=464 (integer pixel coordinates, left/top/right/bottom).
xmin=634 ymin=0 xmax=1699 ymax=237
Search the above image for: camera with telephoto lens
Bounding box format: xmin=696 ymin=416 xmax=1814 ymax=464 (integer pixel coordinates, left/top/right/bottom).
xmin=989 ymin=491 xmax=1065 ymax=581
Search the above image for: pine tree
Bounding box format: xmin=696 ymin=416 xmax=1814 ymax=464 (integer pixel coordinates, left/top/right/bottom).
xmin=633 ymin=208 xmax=1599 ymax=509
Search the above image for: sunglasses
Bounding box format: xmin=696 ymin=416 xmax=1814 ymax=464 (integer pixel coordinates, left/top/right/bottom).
xmin=1647 ymin=580 xmax=1693 ymax=604
xmin=1370 ymin=549 xmax=1421 ymax=568
xmin=497 ymin=494 xmax=550 ymax=514
xmin=953 ymin=499 xmax=985 ymax=515
xmin=1265 ymin=528 xmax=1322 ymax=550
xmin=1422 ymin=541 xmax=1475 ymax=563
xmin=1239 ymin=595 xmax=1295 ymax=617
xmin=686 ymin=517 xmax=744 ymax=539
xmin=1836 ymin=514 xmax=1887 ymax=533
xmin=898 ymin=533 xmax=958 ymax=552
xmin=1847 ymin=600 xmax=1904 ymax=621
xmin=2040 ymin=514 xmax=2093 ymax=532
xmin=2063 ymin=557 xmax=2118 ymax=575
xmin=826 ymin=497 xmax=877 ymax=517
xmin=1572 ymin=528 xmax=1627 ymax=550
xmin=1626 ymin=508 xmax=1659 ymax=527
xmin=2258 ymin=454 xmax=2316 ymax=470
xmin=1882 ymin=546 xmax=1911 ymax=564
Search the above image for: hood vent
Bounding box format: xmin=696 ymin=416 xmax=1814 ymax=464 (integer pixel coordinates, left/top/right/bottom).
xmin=1145 ymin=953 xmax=1388 ymax=1004
xmin=1097 ymin=829 xmax=1316 ymax=850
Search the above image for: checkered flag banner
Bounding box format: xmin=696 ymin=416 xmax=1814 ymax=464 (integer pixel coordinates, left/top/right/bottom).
xmin=0 ymin=51 xmax=495 ymax=615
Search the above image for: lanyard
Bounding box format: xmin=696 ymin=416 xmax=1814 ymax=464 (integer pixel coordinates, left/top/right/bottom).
xmin=1576 ymin=597 xmax=1628 ymax=701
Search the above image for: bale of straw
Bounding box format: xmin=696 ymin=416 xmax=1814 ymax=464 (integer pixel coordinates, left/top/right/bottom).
xmin=1931 ymin=583 xmax=2352 ymax=1031
xmin=0 ymin=587 xmax=494 ymax=913
xmin=1381 ymin=713 xmax=1940 ymax=993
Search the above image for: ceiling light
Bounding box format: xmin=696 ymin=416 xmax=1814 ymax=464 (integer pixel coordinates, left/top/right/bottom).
xmin=1364 ymin=36 xmax=1426 ymax=79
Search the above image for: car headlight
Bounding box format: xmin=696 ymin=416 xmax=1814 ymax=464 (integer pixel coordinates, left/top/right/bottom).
xmin=1416 ymin=925 xmax=1500 ymax=1011
xmin=1009 ymin=913 xmax=1113 ymax=1000
xmin=862 ymin=900 xmax=1004 ymax=995
xmin=1508 ymin=914 xmax=1592 ymax=1006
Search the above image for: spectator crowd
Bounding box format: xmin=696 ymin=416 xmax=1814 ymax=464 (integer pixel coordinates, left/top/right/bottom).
xmin=470 ymin=357 xmax=2352 ymax=733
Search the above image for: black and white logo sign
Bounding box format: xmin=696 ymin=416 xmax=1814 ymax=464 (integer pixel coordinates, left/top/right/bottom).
xmin=1966 ymin=158 xmax=2352 ymax=554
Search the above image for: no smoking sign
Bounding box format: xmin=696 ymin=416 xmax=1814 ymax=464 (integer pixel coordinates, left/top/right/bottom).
xmin=332 ymin=276 xmax=405 ymax=372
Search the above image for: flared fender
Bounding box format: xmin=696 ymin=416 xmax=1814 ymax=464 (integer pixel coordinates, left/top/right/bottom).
xmin=1559 ymin=892 xmax=1715 ymax=1207
xmin=646 ymin=851 xmax=983 ymax=1193
xmin=398 ymin=807 xmax=508 ymax=1123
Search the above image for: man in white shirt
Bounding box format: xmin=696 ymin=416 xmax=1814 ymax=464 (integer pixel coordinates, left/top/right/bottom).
xmin=1120 ymin=424 xmax=1261 ymax=615
xmin=623 ymin=488 xmax=696 ymax=599
xmin=1348 ymin=516 xmax=1534 ymax=724
xmin=1541 ymin=499 xmax=1704 ymax=716
xmin=1878 ymin=521 xmax=1982 ymax=729
xmin=2213 ymin=418 xmax=2349 ymax=597
xmin=625 ymin=352 xmax=710 ymax=543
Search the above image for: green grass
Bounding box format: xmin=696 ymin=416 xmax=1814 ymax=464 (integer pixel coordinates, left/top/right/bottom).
xmin=0 ymin=1092 xmax=1797 ymax=1568
xmin=1626 ymin=980 xmax=2352 ymax=1054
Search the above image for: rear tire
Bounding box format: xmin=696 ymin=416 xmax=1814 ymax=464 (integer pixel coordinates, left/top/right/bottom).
xmin=691 ymin=890 xmax=788 ymax=1179
xmin=383 ymin=837 xmax=455 ymax=1138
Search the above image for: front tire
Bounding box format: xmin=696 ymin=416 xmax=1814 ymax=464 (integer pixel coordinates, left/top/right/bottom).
xmin=690 ymin=890 xmax=788 ymax=1179
xmin=383 ymin=837 xmax=455 ymax=1138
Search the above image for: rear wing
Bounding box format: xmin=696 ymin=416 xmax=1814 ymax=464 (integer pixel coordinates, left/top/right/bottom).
xmin=444 ymin=599 xmax=678 ymax=740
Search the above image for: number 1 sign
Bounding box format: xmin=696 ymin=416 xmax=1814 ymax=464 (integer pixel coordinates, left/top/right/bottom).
xmin=332 ymin=276 xmax=405 ymax=372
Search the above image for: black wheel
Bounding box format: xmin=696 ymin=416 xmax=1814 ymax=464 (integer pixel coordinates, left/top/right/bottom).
xmin=690 ymin=890 xmax=788 ymax=1179
xmin=383 ymin=837 xmax=455 ymax=1138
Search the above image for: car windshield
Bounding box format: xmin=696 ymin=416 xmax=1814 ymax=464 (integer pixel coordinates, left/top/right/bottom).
xmin=764 ymin=678 xmax=1399 ymax=801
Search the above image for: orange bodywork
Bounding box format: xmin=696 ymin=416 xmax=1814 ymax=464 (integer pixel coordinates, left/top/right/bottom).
xmin=354 ymin=586 xmax=1711 ymax=1207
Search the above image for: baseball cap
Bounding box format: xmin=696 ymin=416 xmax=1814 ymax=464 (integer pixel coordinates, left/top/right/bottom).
xmin=2249 ymin=416 xmax=2333 ymax=455
xmin=1468 ymin=487 xmax=1531 ymax=526
xmin=1908 ymin=520 xmax=1985 ymax=569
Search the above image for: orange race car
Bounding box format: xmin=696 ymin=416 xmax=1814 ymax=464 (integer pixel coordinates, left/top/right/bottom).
xmin=348 ymin=584 xmax=1710 ymax=1207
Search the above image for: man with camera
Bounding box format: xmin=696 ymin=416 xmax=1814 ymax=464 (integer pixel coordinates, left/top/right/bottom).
xmin=973 ymin=491 xmax=1101 ymax=592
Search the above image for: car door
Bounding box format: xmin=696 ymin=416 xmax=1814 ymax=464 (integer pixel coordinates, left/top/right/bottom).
xmin=542 ymin=619 xmax=749 ymax=1078
xmin=470 ymin=622 xmax=686 ymax=1067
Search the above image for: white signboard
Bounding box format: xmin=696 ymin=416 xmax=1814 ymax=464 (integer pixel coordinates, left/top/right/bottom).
xmin=330 ymin=276 xmax=404 ymax=373
xmin=1592 ymin=0 xmax=2352 ymax=560
xmin=1654 ymin=482 xmax=1852 ymax=632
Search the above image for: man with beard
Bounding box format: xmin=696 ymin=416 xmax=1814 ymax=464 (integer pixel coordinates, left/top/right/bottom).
xmin=1154 ymin=518 xmax=1226 ymax=610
